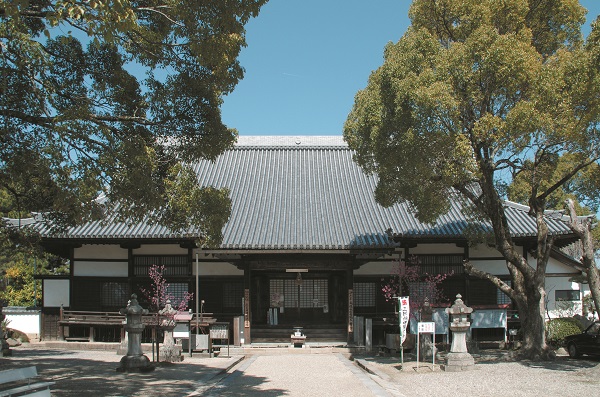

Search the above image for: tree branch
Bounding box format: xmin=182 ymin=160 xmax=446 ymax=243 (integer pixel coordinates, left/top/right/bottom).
xmin=464 ymin=259 xmax=516 ymax=301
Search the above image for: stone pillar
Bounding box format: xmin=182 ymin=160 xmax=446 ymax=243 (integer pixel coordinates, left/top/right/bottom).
xmin=159 ymin=300 xmax=183 ymax=362
xmin=444 ymin=294 xmax=475 ymax=371
xmin=117 ymin=294 xmax=154 ymax=372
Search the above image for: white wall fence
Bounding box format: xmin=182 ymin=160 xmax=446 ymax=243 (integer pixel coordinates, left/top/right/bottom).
xmin=2 ymin=306 xmax=41 ymax=341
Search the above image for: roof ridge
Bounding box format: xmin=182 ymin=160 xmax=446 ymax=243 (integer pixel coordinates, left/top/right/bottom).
xmin=235 ymin=135 xmax=347 ymax=148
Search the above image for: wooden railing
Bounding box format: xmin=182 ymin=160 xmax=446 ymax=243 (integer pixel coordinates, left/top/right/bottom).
xmin=57 ymin=307 xmax=219 ymax=342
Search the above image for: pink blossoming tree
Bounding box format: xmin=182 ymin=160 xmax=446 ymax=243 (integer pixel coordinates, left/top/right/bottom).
xmin=382 ymin=257 xmax=451 ymax=321
xmin=140 ymin=264 xmax=193 ymax=314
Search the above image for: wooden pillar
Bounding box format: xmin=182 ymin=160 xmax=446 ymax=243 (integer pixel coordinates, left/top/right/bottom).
xmin=243 ymin=261 xmax=251 ymax=344
xmin=58 ymin=305 xmax=65 ymax=341
xmin=347 ymin=264 xmax=354 ymax=344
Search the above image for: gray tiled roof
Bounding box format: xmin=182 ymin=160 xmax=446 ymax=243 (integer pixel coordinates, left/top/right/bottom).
xmin=30 ymin=136 xmax=575 ymax=250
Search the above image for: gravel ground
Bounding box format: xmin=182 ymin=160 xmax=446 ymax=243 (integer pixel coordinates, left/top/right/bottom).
xmin=3 ymin=345 xmax=600 ymax=397
xmin=0 ymin=345 xmax=242 ymax=396
xmin=355 ymin=350 xmax=600 ymax=397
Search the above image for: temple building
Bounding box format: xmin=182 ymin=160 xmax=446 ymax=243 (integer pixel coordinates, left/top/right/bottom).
xmin=31 ymin=136 xmax=585 ymax=343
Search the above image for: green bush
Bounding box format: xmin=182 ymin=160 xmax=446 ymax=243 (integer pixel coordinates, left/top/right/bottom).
xmin=546 ymin=318 xmax=583 ymax=347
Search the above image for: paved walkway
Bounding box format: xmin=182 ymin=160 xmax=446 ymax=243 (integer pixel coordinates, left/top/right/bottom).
xmin=196 ymin=353 xmax=391 ymax=397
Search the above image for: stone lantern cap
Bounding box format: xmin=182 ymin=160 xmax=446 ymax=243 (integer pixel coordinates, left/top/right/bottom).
xmin=159 ymin=300 xmax=177 ymax=316
xmin=445 ymin=294 xmax=473 ymax=322
xmin=120 ymin=294 xmax=149 ymax=316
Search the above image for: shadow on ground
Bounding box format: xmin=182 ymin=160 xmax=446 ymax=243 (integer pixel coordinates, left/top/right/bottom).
xmin=0 ymin=349 xmax=228 ymax=396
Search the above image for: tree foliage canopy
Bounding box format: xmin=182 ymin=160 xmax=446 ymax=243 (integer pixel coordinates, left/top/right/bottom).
xmin=1 ymin=0 xmax=267 ymax=246
xmin=344 ymin=0 xmax=599 ymax=225
xmin=344 ymin=0 xmax=600 ymax=358
xmin=0 ymin=227 xmax=68 ymax=307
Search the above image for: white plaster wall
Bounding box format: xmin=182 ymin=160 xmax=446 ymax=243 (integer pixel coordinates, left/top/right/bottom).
xmin=194 ymin=262 xmax=244 ymax=276
xmin=545 ymin=257 xmax=576 ymax=274
xmin=43 ymin=279 xmax=70 ymax=307
xmin=469 ymin=245 xmax=503 ymax=258
xmin=75 ymin=244 xmax=127 ymax=259
xmin=133 ymin=244 xmax=188 ymax=255
xmin=354 ymin=261 xmax=396 ymax=275
xmin=4 ymin=312 xmax=40 ymax=337
xmin=470 ymin=259 xmax=509 ymax=275
xmin=73 ymin=261 xmax=128 ymax=277
xmin=546 ymin=278 xmax=582 ymax=318
xmin=409 ymin=244 xmax=463 ymax=255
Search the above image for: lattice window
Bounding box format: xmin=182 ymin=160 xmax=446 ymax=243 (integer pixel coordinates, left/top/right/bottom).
xmin=223 ymin=281 xmax=244 ymax=308
xmin=271 ymin=278 xmax=328 ymax=308
xmin=413 ymin=254 xmax=464 ymax=275
xmin=312 ymin=279 xmax=328 ymax=308
xmin=168 ymin=282 xmax=190 ymax=308
xmin=102 ymin=282 xmax=129 ymax=308
xmin=284 ymin=279 xmax=298 ymax=308
xmin=353 ymin=282 xmax=376 ymax=307
xmin=497 ymin=280 xmax=512 ymax=305
xmin=133 ymin=255 xmax=189 ymax=276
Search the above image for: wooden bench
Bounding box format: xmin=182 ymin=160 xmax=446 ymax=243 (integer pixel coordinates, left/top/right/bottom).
xmin=58 ymin=308 xmax=125 ymax=342
xmin=0 ymin=366 xmax=54 ymax=397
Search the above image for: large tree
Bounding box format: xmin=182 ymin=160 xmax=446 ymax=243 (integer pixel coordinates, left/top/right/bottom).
xmin=344 ymin=0 xmax=600 ymax=359
xmin=508 ymin=154 xmax=600 ymax=317
xmin=0 ymin=1 xmax=267 ymax=246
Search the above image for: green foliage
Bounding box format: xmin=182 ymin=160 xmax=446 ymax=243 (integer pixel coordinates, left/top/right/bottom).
xmin=344 ymin=0 xmax=599 ymax=224
xmin=344 ymin=0 xmax=600 ymax=356
xmin=0 ymin=228 xmax=68 ymax=307
xmin=0 ymin=1 xmax=267 ymax=243
xmin=545 ymin=317 xmax=583 ymax=347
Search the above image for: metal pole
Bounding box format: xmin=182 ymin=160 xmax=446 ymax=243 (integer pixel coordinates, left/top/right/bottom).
xmin=196 ymin=253 xmax=199 ymax=336
xmin=398 ymin=297 xmax=404 ymax=369
xmin=33 ymin=256 xmax=37 ymax=307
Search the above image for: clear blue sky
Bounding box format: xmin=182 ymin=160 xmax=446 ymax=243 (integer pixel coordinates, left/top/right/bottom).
xmin=221 ymin=0 xmax=600 ymax=137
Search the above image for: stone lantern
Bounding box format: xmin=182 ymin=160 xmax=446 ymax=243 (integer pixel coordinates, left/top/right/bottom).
xmin=117 ymin=294 xmax=154 ymax=372
xmin=158 ymin=300 xmax=183 ymax=362
xmin=444 ymin=294 xmax=474 ymax=371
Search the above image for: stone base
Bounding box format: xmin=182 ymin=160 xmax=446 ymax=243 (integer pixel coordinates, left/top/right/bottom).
xmin=291 ymin=335 xmax=306 ymax=348
xmin=116 ymin=354 xmax=155 ymax=373
xmin=1 ymin=340 xmax=11 ymax=357
xmin=443 ymin=352 xmax=475 ymax=372
xmin=159 ymin=345 xmax=183 ymax=362
xmin=116 ymin=341 xmax=128 ymax=355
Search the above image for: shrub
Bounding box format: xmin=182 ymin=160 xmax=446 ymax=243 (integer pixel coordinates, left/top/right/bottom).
xmin=545 ymin=318 xmax=583 ymax=347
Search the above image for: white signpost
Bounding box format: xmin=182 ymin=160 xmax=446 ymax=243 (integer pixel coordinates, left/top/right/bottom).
xmin=398 ymin=296 xmax=410 ymax=368
xmin=417 ymin=321 xmax=436 ymax=371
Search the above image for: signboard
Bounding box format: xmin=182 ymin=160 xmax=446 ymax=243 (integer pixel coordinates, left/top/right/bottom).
xmin=348 ymin=289 xmax=354 ymax=333
xmin=244 ymin=289 xmax=250 ymax=328
xmin=416 ymin=321 xmax=436 ymax=371
xmin=399 ymin=296 xmax=410 ymax=343
xmin=173 ymin=323 xmax=190 ymax=339
xmin=210 ymin=323 xmax=229 ymax=340
xmin=418 ymin=322 xmax=435 ymax=334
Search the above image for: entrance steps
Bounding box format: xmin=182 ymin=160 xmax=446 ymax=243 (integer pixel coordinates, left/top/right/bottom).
xmin=251 ymin=324 xmax=347 ymax=344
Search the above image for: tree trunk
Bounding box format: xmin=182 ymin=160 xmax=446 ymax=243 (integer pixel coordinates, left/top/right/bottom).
xmin=465 ymin=257 xmax=553 ymax=359
xmin=514 ymin=279 xmax=554 ymax=360
xmin=467 ymin=166 xmax=553 ymax=360
xmin=566 ymin=199 xmax=600 ymax=317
